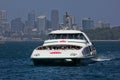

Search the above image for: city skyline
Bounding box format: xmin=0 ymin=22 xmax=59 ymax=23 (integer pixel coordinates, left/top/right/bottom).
xmin=0 ymin=9 xmax=119 ymax=41
xmin=0 ymin=0 xmax=120 ymax=26
xmin=0 ymin=9 xmax=115 ymax=35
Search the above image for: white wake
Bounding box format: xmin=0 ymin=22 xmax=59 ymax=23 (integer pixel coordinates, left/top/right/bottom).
xmin=92 ymin=57 xmax=111 ymax=62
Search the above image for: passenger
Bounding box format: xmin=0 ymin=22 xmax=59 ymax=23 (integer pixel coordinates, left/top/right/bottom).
xmin=56 ymin=47 xmax=59 ymax=50
xmin=46 ymin=46 xmax=49 ymax=50
xmin=75 ymin=46 xmax=77 ymax=49
xmin=64 ymin=46 xmax=67 ymax=49
xmin=49 ymin=47 xmax=52 ymax=50
xmin=54 ymin=47 xmax=57 ymax=50
xmin=52 ymin=47 xmax=54 ymax=50
xmin=69 ymin=46 xmax=72 ymax=49
xmin=72 ymin=46 xmax=75 ymax=50
xmin=59 ymin=46 xmax=62 ymax=50
xmin=61 ymin=46 xmax=65 ymax=50
xmin=66 ymin=46 xmax=69 ymax=50
xmin=42 ymin=47 xmax=45 ymax=50
xmin=45 ymin=47 xmax=47 ymax=50
xmin=40 ymin=47 xmax=43 ymax=50
xmin=53 ymin=47 xmax=56 ymax=50
xmin=76 ymin=46 xmax=80 ymax=50
xmin=40 ymin=47 xmax=42 ymax=50
xmin=58 ymin=46 xmax=60 ymax=50
xmin=38 ymin=47 xmax=41 ymax=50
xmin=68 ymin=46 xmax=71 ymax=49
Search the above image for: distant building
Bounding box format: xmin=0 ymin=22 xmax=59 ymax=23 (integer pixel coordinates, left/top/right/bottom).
xmin=63 ymin=12 xmax=72 ymax=29
xmin=97 ymin=21 xmax=103 ymax=28
xmin=24 ymin=10 xmax=36 ymax=34
xmin=46 ymin=19 xmax=51 ymax=30
xmin=0 ymin=10 xmax=10 ymax=34
xmin=51 ymin=10 xmax=59 ymax=30
xmin=97 ymin=21 xmax=110 ymax=28
xmin=1 ymin=22 xmax=10 ymax=32
xmin=0 ymin=10 xmax=7 ymax=24
xmin=11 ymin=18 xmax=24 ymax=33
xmin=24 ymin=21 xmax=31 ymax=34
xmin=104 ymin=23 xmax=110 ymax=28
xmin=37 ymin=16 xmax=46 ymax=34
xmin=82 ymin=18 xmax=94 ymax=30
xmin=27 ymin=10 xmax=36 ymax=29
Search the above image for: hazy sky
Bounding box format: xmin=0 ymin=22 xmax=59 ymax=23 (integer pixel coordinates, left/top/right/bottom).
xmin=0 ymin=0 xmax=120 ymax=26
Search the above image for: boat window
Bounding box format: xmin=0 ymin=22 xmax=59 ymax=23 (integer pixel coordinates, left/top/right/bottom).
xmin=48 ymin=33 xmax=86 ymax=40
xmin=37 ymin=45 xmax=82 ymax=50
xmin=48 ymin=34 xmax=56 ymax=39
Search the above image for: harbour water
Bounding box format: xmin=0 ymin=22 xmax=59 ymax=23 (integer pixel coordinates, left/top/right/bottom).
xmin=0 ymin=41 xmax=120 ymax=80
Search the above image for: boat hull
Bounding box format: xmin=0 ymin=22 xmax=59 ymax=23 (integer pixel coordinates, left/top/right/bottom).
xmin=31 ymin=57 xmax=96 ymax=66
xmin=31 ymin=46 xmax=97 ymax=66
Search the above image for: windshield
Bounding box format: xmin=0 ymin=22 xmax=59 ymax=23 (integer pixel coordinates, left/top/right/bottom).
xmin=48 ymin=33 xmax=86 ymax=40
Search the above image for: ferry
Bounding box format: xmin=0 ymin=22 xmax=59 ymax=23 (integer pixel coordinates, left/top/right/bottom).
xmin=30 ymin=13 xmax=97 ymax=66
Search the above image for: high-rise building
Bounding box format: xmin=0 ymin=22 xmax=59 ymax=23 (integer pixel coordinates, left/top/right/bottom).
xmin=63 ymin=12 xmax=72 ymax=29
xmin=11 ymin=18 xmax=24 ymax=33
xmin=1 ymin=22 xmax=10 ymax=32
xmin=24 ymin=10 xmax=36 ymax=34
xmin=0 ymin=10 xmax=7 ymax=24
xmin=97 ymin=21 xmax=103 ymax=28
xmin=51 ymin=10 xmax=59 ymax=30
xmin=27 ymin=10 xmax=36 ymax=29
xmin=82 ymin=18 xmax=94 ymax=30
xmin=37 ymin=16 xmax=46 ymax=33
xmin=0 ymin=10 xmax=10 ymax=34
xmin=97 ymin=21 xmax=110 ymax=28
xmin=104 ymin=23 xmax=110 ymax=28
xmin=46 ymin=19 xmax=51 ymax=30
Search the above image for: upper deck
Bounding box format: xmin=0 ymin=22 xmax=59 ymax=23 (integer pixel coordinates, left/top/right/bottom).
xmin=43 ymin=29 xmax=92 ymax=46
xmin=47 ymin=30 xmax=87 ymax=40
xmin=49 ymin=30 xmax=83 ymax=34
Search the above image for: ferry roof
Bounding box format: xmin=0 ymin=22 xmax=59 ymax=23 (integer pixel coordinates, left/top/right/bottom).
xmin=49 ymin=30 xmax=83 ymax=34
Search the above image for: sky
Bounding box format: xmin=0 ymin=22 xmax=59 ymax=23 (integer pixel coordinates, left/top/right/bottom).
xmin=0 ymin=0 xmax=120 ymax=26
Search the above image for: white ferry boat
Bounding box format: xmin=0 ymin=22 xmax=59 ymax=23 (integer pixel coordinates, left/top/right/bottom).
xmin=31 ymin=29 xmax=97 ymax=65
xmin=31 ymin=13 xmax=97 ymax=66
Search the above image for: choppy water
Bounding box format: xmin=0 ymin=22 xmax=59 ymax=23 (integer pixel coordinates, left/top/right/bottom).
xmin=0 ymin=41 xmax=120 ymax=80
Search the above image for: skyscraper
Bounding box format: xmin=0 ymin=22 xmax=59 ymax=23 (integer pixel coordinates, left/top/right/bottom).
xmin=11 ymin=18 xmax=24 ymax=33
xmin=0 ymin=10 xmax=10 ymax=34
xmin=82 ymin=18 xmax=94 ymax=30
xmin=97 ymin=21 xmax=103 ymax=28
xmin=51 ymin=10 xmax=59 ymax=30
xmin=63 ymin=12 xmax=72 ymax=29
xmin=24 ymin=10 xmax=36 ymax=34
xmin=37 ymin=15 xmax=46 ymax=33
xmin=27 ymin=10 xmax=36 ymax=29
xmin=0 ymin=10 xmax=7 ymax=24
xmin=97 ymin=21 xmax=110 ymax=28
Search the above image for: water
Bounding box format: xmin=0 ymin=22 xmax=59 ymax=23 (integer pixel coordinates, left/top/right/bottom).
xmin=0 ymin=41 xmax=120 ymax=80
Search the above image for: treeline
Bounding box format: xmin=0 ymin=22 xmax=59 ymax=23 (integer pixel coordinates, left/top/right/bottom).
xmin=84 ymin=26 xmax=120 ymax=40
